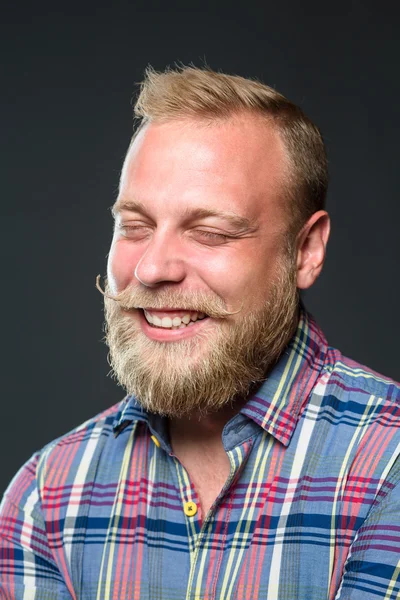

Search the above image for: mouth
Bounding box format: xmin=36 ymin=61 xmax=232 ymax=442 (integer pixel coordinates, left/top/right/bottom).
xmin=141 ymin=309 xmax=209 ymax=330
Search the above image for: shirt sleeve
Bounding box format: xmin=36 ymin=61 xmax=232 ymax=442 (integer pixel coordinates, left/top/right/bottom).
xmin=0 ymin=452 xmax=73 ymax=599
xmin=336 ymin=476 xmax=400 ymax=599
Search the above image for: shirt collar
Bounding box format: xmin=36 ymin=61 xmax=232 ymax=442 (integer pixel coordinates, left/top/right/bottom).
xmin=241 ymin=308 xmax=328 ymax=446
xmin=113 ymin=308 xmax=328 ymax=446
xmin=113 ymin=395 xmax=148 ymax=436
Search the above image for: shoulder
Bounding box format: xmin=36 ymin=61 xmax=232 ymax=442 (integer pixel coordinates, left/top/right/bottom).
xmin=36 ymin=399 xmax=129 ymax=473
xmin=320 ymin=347 xmax=400 ymax=436
xmin=0 ymin=398 xmax=130 ymax=529
xmin=324 ymin=347 xmax=400 ymax=402
xmin=4 ymin=399 xmax=127 ymax=499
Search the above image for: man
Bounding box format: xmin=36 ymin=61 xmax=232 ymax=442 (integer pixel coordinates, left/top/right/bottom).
xmin=1 ymin=66 xmax=400 ymax=600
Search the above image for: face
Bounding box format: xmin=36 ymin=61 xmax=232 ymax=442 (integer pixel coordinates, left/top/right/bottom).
xmin=105 ymin=115 xmax=299 ymax=417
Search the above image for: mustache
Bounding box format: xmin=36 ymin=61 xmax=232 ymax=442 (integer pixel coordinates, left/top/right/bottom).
xmin=96 ymin=275 xmax=242 ymax=318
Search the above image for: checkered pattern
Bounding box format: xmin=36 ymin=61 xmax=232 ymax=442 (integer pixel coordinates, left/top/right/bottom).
xmin=1 ymin=310 xmax=400 ymax=599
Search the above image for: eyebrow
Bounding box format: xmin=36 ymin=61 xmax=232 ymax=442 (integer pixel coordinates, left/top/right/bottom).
xmin=112 ymin=199 xmax=258 ymax=232
xmin=181 ymin=207 xmax=257 ymax=232
xmin=111 ymin=199 xmax=148 ymax=218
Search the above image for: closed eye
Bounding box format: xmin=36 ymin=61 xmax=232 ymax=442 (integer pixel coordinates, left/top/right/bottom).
xmin=118 ymin=224 xmax=152 ymax=240
xmin=191 ymin=230 xmax=232 ymax=245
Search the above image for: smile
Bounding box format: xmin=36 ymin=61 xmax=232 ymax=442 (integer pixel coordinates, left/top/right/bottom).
xmin=143 ymin=309 xmax=208 ymax=330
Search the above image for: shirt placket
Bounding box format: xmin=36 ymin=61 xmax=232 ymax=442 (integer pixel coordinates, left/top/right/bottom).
xmin=171 ymin=432 xmax=256 ymax=600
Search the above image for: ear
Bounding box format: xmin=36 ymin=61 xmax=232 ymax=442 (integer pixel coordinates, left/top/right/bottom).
xmin=296 ymin=210 xmax=330 ymax=290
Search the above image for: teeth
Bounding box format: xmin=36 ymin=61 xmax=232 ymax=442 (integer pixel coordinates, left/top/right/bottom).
xmin=144 ymin=310 xmax=154 ymax=324
xmin=143 ymin=310 xmax=208 ymax=329
xmin=153 ymin=315 xmax=162 ymax=327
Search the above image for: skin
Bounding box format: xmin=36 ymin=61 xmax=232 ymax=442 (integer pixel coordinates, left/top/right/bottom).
xmin=107 ymin=114 xmax=330 ymax=515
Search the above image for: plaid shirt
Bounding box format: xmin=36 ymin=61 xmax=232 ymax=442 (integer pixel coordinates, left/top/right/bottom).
xmin=1 ymin=310 xmax=400 ymax=600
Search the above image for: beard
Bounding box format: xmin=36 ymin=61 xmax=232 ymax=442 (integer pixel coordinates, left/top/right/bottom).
xmin=104 ymin=257 xmax=299 ymax=418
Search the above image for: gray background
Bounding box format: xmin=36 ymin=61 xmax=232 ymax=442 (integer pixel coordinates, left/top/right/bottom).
xmin=1 ymin=0 xmax=399 ymax=494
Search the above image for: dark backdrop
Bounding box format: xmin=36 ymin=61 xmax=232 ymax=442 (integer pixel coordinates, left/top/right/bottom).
xmin=1 ymin=0 xmax=399 ymax=494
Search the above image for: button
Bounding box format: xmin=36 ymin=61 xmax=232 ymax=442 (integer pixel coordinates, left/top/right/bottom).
xmin=151 ymin=435 xmax=160 ymax=447
xmin=183 ymin=501 xmax=198 ymax=517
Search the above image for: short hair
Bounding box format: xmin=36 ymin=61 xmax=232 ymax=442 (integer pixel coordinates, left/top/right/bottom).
xmin=131 ymin=65 xmax=328 ymax=236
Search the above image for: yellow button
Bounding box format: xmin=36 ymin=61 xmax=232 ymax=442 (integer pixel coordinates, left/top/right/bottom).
xmin=183 ymin=501 xmax=198 ymax=517
xmin=151 ymin=435 xmax=160 ymax=447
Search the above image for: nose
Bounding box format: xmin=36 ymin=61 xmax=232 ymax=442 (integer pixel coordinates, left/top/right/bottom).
xmin=134 ymin=231 xmax=187 ymax=288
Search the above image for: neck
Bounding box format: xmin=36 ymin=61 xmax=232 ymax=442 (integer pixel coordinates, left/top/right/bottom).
xmin=168 ymin=402 xmax=249 ymax=515
xmin=168 ymin=395 xmax=249 ymax=447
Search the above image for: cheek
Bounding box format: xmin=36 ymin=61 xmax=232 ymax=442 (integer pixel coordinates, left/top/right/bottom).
xmin=195 ymin=251 xmax=268 ymax=307
xmin=107 ymin=241 xmax=140 ymax=293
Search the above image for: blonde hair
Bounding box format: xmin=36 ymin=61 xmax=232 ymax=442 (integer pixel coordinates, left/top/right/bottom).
xmin=132 ymin=65 xmax=328 ymax=235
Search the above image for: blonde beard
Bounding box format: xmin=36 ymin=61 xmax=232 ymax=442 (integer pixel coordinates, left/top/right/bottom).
xmin=104 ymin=262 xmax=299 ymax=418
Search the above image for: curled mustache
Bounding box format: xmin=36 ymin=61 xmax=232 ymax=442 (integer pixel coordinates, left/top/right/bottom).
xmin=96 ymin=274 xmax=242 ymax=318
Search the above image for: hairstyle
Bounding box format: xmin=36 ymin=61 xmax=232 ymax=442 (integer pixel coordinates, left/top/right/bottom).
xmin=131 ymin=65 xmax=328 ymax=236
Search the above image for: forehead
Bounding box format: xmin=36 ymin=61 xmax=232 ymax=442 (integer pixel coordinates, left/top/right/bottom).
xmin=116 ymin=116 xmax=288 ymax=226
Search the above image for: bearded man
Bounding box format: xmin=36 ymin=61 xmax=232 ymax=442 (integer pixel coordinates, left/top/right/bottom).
xmin=1 ymin=66 xmax=400 ymax=600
